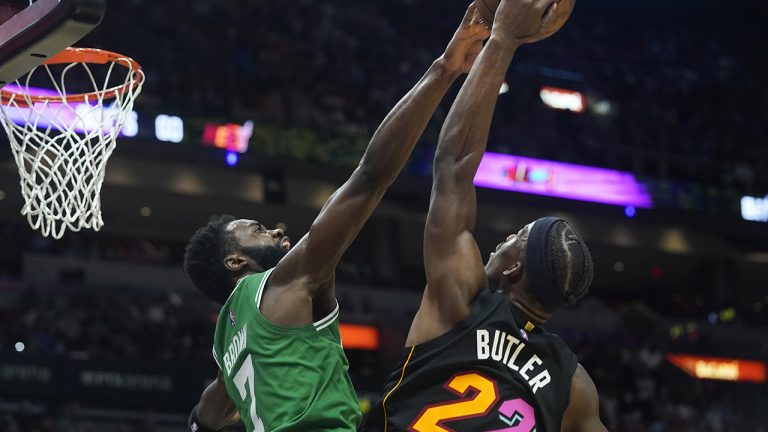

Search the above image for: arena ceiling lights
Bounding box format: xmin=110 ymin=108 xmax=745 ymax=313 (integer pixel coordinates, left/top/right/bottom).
xmin=539 ymin=86 xmax=585 ymax=113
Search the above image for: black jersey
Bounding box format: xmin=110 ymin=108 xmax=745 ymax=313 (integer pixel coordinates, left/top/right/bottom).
xmin=363 ymin=289 xmax=578 ymax=432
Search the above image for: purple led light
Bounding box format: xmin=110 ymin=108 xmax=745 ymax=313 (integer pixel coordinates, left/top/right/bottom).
xmin=474 ymin=152 xmax=653 ymax=208
xmin=2 ymin=84 xmax=61 ymax=98
xmin=2 ymin=84 xmax=133 ymax=136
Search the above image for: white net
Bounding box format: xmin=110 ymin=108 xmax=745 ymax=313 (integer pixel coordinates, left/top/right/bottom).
xmin=0 ymin=50 xmax=144 ymax=239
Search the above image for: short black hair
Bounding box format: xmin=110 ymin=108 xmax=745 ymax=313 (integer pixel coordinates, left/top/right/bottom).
xmin=546 ymin=220 xmax=593 ymax=310
xmin=184 ymin=215 xmax=238 ymax=304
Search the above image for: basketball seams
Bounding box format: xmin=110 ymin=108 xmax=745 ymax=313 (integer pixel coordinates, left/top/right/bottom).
xmin=475 ymin=0 xmax=498 ymax=25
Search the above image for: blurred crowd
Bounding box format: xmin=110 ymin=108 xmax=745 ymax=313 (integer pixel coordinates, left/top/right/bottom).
xmin=1 ymin=283 xmax=765 ymax=431
xmin=0 ymin=403 xmax=182 ymax=432
xmin=576 ymin=338 xmax=766 ymax=432
xmin=1 ymin=1 xmax=767 ymax=428
xmin=0 ymin=285 xmax=214 ymax=362
xmin=1 ymin=222 xmax=765 ymax=327
xmin=80 ymin=0 xmax=768 ymax=193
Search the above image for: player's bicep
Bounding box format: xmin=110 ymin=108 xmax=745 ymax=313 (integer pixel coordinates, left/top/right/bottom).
xmin=427 ymin=163 xmax=478 ymax=234
xmin=561 ymin=365 xmax=609 ymax=432
xmin=422 ymin=182 xmax=485 ymax=324
xmin=271 ymin=169 xmax=385 ymax=291
xmin=423 ymin=232 xmax=486 ymax=323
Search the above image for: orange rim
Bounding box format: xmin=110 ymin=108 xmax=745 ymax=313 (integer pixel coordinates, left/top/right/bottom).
xmin=0 ymin=48 xmax=143 ymax=106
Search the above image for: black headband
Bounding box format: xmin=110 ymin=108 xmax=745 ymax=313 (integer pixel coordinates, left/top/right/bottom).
xmin=525 ymin=216 xmax=575 ymax=309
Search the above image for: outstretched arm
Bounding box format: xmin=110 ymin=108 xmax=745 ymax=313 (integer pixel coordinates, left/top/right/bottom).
xmin=269 ymin=6 xmax=490 ymax=298
xmin=409 ymin=0 xmax=562 ymax=345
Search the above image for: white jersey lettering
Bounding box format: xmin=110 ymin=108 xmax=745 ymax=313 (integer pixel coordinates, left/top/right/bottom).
xmin=475 ymin=328 xmax=552 ymax=394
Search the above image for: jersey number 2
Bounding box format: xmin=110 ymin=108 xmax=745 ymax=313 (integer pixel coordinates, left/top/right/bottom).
xmin=410 ymin=372 xmax=498 ymax=432
xmin=234 ymin=354 xmax=266 ymax=432
xmin=409 ymin=372 xmax=537 ymax=432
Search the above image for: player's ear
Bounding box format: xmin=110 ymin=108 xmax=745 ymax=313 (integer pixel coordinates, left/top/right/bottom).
xmin=224 ymin=253 xmax=248 ymax=272
xmin=502 ymin=261 xmax=523 ymax=284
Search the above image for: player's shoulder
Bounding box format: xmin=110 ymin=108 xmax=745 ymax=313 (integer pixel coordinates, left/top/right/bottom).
xmin=232 ymin=269 xmax=273 ymax=298
xmin=566 ymin=364 xmax=599 ymax=413
xmin=538 ymin=326 xmax=572 ymax=348
xmin=212 ymin=270 xmax=273 ymax=325
xmin=469 ymin=288 xmax=507 ymax=315
xmin=542 ymin=329 xmax=579 ymax=372
xmin=572 ymin=364 xmax=597 ymax=392
xmin=238 ymin=269 xmax=272 ymax=286
xmin=561 ymin=364 xmax=605 ymax=432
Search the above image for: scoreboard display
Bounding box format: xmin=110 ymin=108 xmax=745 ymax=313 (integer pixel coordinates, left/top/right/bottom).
xmin=3 ymin=84 xmax=254 ymax=153
xmin=124 ymin=109 xmax=254 ymax=154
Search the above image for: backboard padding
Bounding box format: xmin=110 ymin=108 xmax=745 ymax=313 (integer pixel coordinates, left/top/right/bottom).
xmin=0 ymin=0 xmax=105 ymax=86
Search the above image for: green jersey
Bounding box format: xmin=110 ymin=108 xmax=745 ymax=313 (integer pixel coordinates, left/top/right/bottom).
xmin=212 ymin=268 xmax=361 ymax=432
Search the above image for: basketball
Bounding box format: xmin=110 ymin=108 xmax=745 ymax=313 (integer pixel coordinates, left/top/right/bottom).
xmin=474 ymin=0 xmax=574 ymax=42
xmin=475 ymin=0 xmax=501 ymax=25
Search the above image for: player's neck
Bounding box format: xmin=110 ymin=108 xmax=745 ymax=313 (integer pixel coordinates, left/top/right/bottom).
xmin=507 ymin=296 xmax=549 ymax=324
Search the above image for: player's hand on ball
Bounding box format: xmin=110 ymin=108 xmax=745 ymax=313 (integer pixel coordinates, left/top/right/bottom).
xmin=440 ymin=4 xmax=491 ymax=75
xmin=492 ymin=0 xmax=564 ymax=46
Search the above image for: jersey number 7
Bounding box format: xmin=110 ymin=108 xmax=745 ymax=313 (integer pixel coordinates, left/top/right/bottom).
xmin=234 ymin=354 xmax=266 ymax=432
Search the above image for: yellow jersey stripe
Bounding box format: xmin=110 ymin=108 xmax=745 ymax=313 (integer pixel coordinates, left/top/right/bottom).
xmin=382 ymin=346 xmax=415 ymax=432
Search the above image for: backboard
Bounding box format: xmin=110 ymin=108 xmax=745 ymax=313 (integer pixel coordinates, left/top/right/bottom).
xmin=0 ymin=0 xmax=105 ymax=86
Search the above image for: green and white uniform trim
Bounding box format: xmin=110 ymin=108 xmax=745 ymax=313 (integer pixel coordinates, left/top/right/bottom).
xmin=211 ymin=268 xmax=361 ymax=432
xmin=252 ymin=269 xmax=340 ymax=332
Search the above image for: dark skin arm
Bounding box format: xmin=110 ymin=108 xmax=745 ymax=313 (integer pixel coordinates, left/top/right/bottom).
xmin=193 ymin=10 xmax=490 ymax=429
xmin=262 ymin=5 xmax=490 ymax=328
xmin=198 ymin=6 xmax=488 ymax=429
xmin=408 ymin=0 xmax=562 ymax=346
xmin=561 ymin=365 xmax=610 ymax=432
xmin=196 ymin=371 xmax=241 ymax=431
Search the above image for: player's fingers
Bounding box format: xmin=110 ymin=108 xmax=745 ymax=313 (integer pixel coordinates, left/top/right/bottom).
xmin=535 ymin=0 xmax=561 ymax=14
xmin=467 ymin=41 xmax=484 ymax=58
xmin=470 ymin=21 xmax=492 ymax=39
xmin=462 ymin=3 xmax=477 ymax=26
xmin=540 ymin=1 xmax=559 ymax=30
xmin=469 ymin=18 xmax=490 ymax=34
xmin=471 ymin=8 xmax=486 ymax=27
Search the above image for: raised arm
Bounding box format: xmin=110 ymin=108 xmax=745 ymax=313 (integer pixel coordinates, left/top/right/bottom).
xmin=269 ymin=6 xmax=490 ymax=295
xmin=410 ymin=0 xmax=563 ymax=344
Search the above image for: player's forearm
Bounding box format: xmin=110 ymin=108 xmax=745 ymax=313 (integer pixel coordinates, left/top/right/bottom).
xmin=196 ymin=376 xmax=240 ymax=430
xmin=356 ymin=59 xmax=460 ymax=188
xmin=434 ymin=37 xmax=518 ymax=180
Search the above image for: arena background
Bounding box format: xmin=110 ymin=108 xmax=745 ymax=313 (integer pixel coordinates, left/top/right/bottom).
xmin=1 ymin=0 xmax=767 ymax=430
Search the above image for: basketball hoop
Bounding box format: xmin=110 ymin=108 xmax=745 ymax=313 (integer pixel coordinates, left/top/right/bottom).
xmin=0 ymin=47 xmax=144 ymax=239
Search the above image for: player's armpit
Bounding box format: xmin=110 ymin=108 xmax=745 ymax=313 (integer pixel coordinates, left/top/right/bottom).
xmin=561 ymin=364 xmax=610 ymax=432
xmin=196 ymin=371 xmax=241 ymax=431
